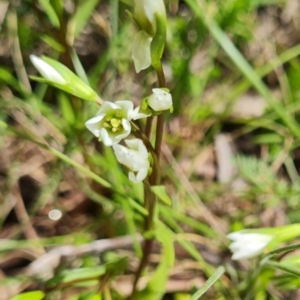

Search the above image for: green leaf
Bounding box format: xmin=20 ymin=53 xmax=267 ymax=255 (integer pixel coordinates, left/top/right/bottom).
xmin=253 ymin=133 xmax=283 ymax=144
xmin=37 ymin=0 xmax=60 ymax=28
xmin=0 ymin=67 xmax=26 ymax=94
xmin=70 ymin=48 xmax=90 ymax=85
xmin=57 ymin=92 xmax=76 ymax=126
xmin=266 ymin=243 xmax=300 ymax=258
xmin=0 ymin=120 xmax=7 ymax=128
xmin=104 ymin=255 xmax=128 ymax=277
xmin=266 ymin=261 xmax=300 ymax=278
xmin=151 ymin=185 xmax=172 ymax=206
xmin=69 ymin=0 xmax=100 ymax=39
xmin=10 ymin=291 xmax=45 ymax=300
xmin=136 ymin=223 xmax=174 ymax=300
xmin=191 ymin=266 xmax=225 ymax=300
xmin=40 ymin=34 xmax=65 ymax=52
xmin=49 ymin=266 xmax=106 ymax=285
xmin=42 ymin=56 xmax=99 ymax=101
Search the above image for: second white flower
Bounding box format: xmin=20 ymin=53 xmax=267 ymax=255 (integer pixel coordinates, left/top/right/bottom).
xmin=113 ymin=138 xmax=150 ymax=183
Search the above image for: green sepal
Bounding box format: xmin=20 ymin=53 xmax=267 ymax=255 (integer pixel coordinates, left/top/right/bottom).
xmin=138 ymin=98 xmax=152 ymax=115
xmin=150 ymin=13 xmax=166 ymax=69
xmin=139 ymin=97 xmax=165 ymax=116
xmin=141 ymin=97 xmax=149 ymax=110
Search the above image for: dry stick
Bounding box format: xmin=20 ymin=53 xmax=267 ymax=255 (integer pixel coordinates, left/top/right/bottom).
xmin=23 ymin=235 xmax=141 ymax=278
xmin=12 ymin=184 xmax=45 ymax=256
xmin=1 ymin=235 xmax=141 ymax=299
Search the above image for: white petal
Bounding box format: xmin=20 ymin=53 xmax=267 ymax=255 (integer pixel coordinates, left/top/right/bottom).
xmin=101 ymin=101 xmax=121 ymax=113
xmin=121 ymin=118 xmax=131 ymax=133
xmin=130 ymin=106 xmax=151 ymax=120
xmin=148 ymin=88 xmax=172 ymax=111
xmin=113 ymin=138 xmax=150 ymax=184
xmin=227 ymin=231 xmax=245 ymax=241
xmin=30 ymin=55 xmax=66 ymax=84
xmin=231 ymin=248 xmax=262 ymax=260
xmin=101 ymin=128 xmax=113 ymax=146
xmin=125 ymin=139 xmax=148 ymax=159
xmin=113 ymin=145 xmax=138 ymax=170
xmin=142 ymin=0 xmax=166 ymax=26
xmin=132 ymin=31 xmax=152 ymax=73
xmin=85 ymin=114 xmax=105 ymax=137
xmin=134 ymin=0 xmax=166 ymax=34
xmin=128 ymin=171 xmax=139 ymax=183
xmin=227 ymin=231 xmax=273 ymax=260
xmin=136 ymin=167 xmax=148 ymax=182
xmin=115 ymin=101 xmax=134 ymax=119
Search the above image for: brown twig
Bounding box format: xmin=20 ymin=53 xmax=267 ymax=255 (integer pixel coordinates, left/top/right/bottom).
xmin=12 ymin=184 xmax=45 ymax=256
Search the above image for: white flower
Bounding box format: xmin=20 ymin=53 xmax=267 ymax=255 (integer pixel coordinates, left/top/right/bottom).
xmin=134 ymin=0 xmax=166 ymax=35
xmin=132 ymin=31 xmax=153 ymax=73
xmin=113 ymin=139 xmax=150 ymax=183
xmin=147 ymin=88 xmax=172 ymax=111
xmin=227 ymin=231 xmax=273 ymax=260
xmin=30 ymin=55 xmax=66 ymax=84
xmin=85 ymin=101 xmax=148 ymax=146
xmin=132 ymin=0 xmax=166 ymax=73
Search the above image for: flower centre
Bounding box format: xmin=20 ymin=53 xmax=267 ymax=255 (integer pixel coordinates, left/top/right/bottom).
xmin=103 ymin=113 xmax=123 ymax=133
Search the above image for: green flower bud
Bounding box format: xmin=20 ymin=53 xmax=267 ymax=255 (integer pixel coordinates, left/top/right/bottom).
xmin=132 ymin=0 xmax=167 ymax=73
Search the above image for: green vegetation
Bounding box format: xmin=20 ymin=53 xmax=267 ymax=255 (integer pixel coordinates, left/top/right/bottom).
xmin=1 ymin=0 xmax=300 ymax=299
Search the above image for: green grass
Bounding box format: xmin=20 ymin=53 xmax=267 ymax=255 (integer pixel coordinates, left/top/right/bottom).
xmin=1 ymin=0 xmax=300 ymax=299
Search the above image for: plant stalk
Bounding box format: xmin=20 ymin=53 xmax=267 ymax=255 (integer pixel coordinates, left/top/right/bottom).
xmin=129 ymin=62 xmax=167 ymax=299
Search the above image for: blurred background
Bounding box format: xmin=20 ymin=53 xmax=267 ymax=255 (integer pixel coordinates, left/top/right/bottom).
xmin=1 ymin=0 xmax=300 ymax=299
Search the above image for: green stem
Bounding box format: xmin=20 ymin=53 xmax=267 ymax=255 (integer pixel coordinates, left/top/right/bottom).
xmin=145 ymin=116 xmax=153 ymax=139
xmin=129 ymin=62 xmax=167 ymax=299
xmin=154 ymin=62 xmax=166 ymax=162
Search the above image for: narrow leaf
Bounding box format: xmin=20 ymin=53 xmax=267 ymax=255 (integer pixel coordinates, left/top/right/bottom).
xmin=151 ymin=185 xmax=172 ymax=206
xmin=266 ymin=261 xmax=300 ymax=278
xmin=37 ymin=0 xmax=60 ymax=28
xmin=191 ymin=266 xmax=225 ymax=300
xmin=266 ymin=243 xmax=300 ymax=257
xmin=11 ymin=291 xmax=45 ymax=300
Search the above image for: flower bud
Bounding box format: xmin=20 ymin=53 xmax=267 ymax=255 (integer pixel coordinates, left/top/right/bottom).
xmin=30 ymin=55 xmax=66 ymax=84
xmin=132 ymin=0 xmax=167 ymax=73
xmin=147 ymin=88 xmax=172 ymax=111
xmin=134 ymin=0 xmax=166 ymax=36
xmin=30 ymin=55 xmax=99 ymax=102
xmin=227 ymin=231 xmax=273 ymax=260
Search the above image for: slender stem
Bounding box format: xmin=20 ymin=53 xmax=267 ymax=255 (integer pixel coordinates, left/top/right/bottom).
xmin=155 ymin=62 xmax=166 ymax=87
xmin=154 ymin=63 xmax=166 ymax=163
xmin=129 ymin=239 xmax=152 ymax=299
xmin=145 ymin=117 xmax=153 ymax=138
xmin=129 ymin=63 xmax=167 ymax=299
xmin=154 ymin=115 xmax=164 ymax=162
xmin=129 ymin=182 xmax=156 ymax=300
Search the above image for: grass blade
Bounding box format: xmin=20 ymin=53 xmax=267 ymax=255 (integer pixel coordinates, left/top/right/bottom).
xmin=184 ymin=0 xmax=300 ymax=138
xmin=191 ymin=266 xmax=225 ymax=300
